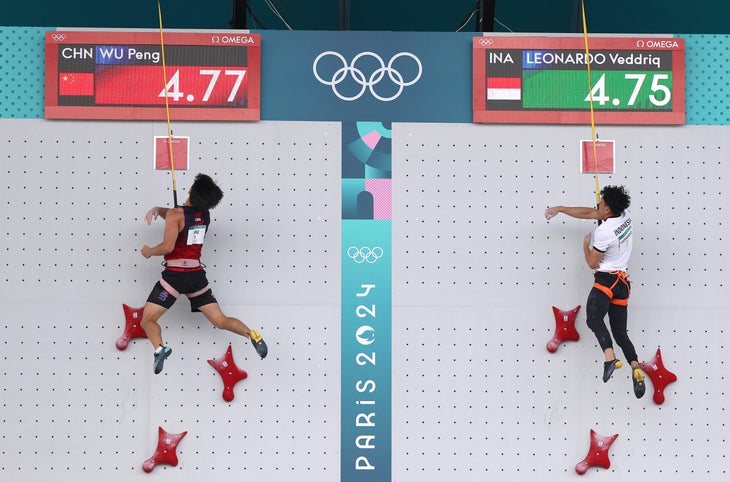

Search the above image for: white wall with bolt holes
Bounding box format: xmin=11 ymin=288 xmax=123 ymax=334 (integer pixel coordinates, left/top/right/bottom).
xmin=1 ymin=118 xmax=728 ymax=481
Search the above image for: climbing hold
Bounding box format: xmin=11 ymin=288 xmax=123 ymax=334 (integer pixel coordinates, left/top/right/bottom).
xmin=142 ymin=426 xmax=187 ymax=473
xmin=639 ymin=347 xmax=678 ymax=405
xmin=575 ymin=429 xmax=618 ymax=475
xmin=116 ymin=304 xmax=147 ymax=350
xmin=546 ymin=305 xmax=581 ymax=353
xmin=208 ymin=344 xmax=248 ymax=402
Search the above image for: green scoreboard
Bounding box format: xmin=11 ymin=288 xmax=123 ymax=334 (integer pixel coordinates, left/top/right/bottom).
xmin=473 ymin=36 xmax=685 ymax=125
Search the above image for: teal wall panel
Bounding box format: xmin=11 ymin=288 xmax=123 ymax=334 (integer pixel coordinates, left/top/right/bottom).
xmin=0 ymin=27 xmax=47 ymax=118
xmin=683 ymin=34 xmax=730 ymax=124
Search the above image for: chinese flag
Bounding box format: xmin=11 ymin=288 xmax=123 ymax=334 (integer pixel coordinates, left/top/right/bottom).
xmin=58 ymin=72 xmax=95 ymax=96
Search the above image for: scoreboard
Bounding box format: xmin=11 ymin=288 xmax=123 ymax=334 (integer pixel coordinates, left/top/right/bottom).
xmin=473 ymin=36 xmax=685 ymax=125
xmin=45 ymin=30 xmax=260 ymax=121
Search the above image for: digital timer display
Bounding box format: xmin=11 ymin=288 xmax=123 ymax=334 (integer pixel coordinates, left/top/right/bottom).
xmin=45 ymin=30 xmax=260 ymax=121
xmin=473 ymin=36 xmax=685 ymax=125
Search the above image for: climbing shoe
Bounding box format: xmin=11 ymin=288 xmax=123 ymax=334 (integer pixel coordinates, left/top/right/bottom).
xmin=153 ymin=345 xmax=172 ymax=374
xmin=602 ymin=359 xmax=623 ymax=382
xmin=632 ymin=368 xmax=646 ymax=399
xmin=249 ymin=330 xmax=268 ymax=359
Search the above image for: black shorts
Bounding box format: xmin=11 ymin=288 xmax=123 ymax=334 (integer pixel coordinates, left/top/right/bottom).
xmin=146 ymin=269 xmax=217 ymax=312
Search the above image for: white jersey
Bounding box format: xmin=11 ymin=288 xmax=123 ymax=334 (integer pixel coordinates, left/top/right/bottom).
xmin=592 ymin=209 xmax=633 ymax=272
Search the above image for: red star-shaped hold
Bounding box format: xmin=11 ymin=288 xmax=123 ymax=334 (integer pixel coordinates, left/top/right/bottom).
xmin=546 ymin=305 xmax=581 ymax=353
xmin=142 ymin=426 xmax=188 ymax=473
xmin=116 ymin=304 xmax=148 ymax=350
xmin=639 ymin=347 xmax=678 ymax=405
xmin=575 ymin=429 xmax=618 ymax=475
xmin=208 ymin=344 xmax=248 ymax=402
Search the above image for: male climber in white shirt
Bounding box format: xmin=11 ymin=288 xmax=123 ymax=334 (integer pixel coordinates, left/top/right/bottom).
xmin=545 ymin=185 xmax=645 ymax=399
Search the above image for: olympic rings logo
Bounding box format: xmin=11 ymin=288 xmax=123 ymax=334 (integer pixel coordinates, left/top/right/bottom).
xmin=478 ymin=38 xmax=493 ymax=46
xmin=313 ymin=51 xmax=422 ymax=102
xmin=51 ymin=34 xmax=67 ymax=42
xmin=346 ymin=246 xmax=384 ymax=264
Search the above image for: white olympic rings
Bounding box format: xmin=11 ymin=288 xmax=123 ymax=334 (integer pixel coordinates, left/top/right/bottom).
xmin=347 ymin=246 xmax=384 ymax=264
xmin=51 ymin=34 xmax=67 ymax=42
xmin=313 ymin=51 xmax=422 ymax=102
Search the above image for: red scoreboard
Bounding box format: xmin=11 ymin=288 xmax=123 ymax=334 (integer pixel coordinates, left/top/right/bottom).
xmin=45 ymin=30 xmax=260 ymax=121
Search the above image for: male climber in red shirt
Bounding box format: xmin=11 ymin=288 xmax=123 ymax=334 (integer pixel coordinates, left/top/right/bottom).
xmin=140 ymin=173 xmax=267 ymax=374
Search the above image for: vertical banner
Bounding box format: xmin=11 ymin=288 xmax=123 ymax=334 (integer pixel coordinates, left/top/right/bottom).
xmin=341 ymin=122 xmax=392 ymax=481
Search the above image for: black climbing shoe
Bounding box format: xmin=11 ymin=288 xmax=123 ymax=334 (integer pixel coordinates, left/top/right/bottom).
xmin=602 ymin=359 xmax=623 ymax=382
xmin=249 ymin=330 xmax=268 ymax=359
xmin=632 ymin=368 xmax=646 ymax=399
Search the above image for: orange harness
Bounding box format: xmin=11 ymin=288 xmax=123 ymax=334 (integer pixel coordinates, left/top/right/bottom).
xmin=593 ymin=271 xmax=630 ymax=306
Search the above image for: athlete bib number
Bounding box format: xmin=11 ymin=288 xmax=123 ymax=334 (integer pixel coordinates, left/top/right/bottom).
xmin=187 ymin=225 xmax=206 ymax=245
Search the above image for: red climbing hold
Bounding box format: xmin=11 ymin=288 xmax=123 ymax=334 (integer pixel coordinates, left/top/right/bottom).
xmin=575 ymin=429 xmax=618 ymax=475
xmin=142 ymin=426 xmax=188 ymax=473
xmin=546 ymin=305 xmax=581 ymax=353
xmin=639 ymin=347 xmax=678 ymax=405
xmin=208 ymin=344 xmax=248 ymax=402
xmin=116 ymin=304 xmax=147 ymax=350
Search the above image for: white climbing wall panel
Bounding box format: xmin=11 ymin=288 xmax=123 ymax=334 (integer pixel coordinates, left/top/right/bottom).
xmin=1 ymin=118 xmax=728 ymax=481
xmin=391 ymin=122 xmax=727 ymax=481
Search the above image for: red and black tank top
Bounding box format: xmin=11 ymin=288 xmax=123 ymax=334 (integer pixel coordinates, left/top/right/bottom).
xmin=164 ymin=206 xmax=210 ymax=269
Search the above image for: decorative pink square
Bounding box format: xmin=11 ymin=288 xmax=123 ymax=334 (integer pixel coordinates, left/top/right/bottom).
xmin=365 ymin=178 xmax=392 ymax=220
xmin=581 ymin=140 xmax=614 ymax=174
xmin=154 ymin=136 xmax=189 ymax=170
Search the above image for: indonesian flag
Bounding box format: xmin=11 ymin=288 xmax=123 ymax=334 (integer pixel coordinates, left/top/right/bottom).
xmin=487 ymin=77 xmax=521 ymax=101
xmin=58 ymin=72 xmax=95 ymax=96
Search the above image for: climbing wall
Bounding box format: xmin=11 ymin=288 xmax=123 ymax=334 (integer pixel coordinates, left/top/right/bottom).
xmin=0 ymin=118 xmax=727 ymax=481
xmin=391 ymin=122 xmax=727 ymax=480
xmin=0 ymin=119 xmax=342 ymax=481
